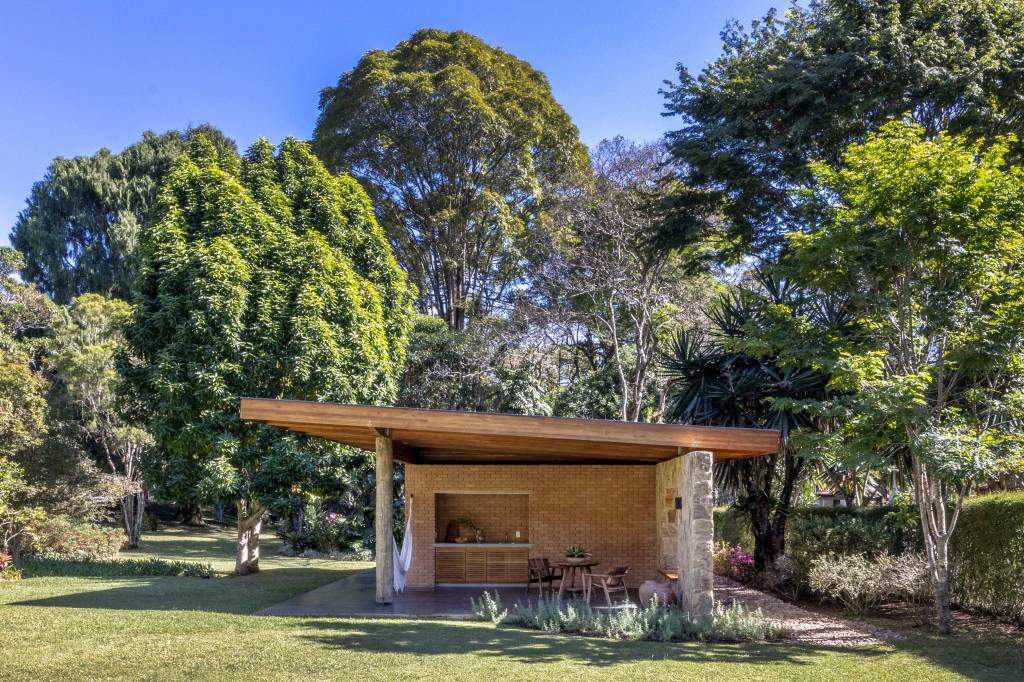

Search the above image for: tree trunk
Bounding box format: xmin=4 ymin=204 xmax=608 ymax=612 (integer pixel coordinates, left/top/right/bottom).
xmin=912 ymin=455 xmax=960 ymax=636
xmin=10 ymin=534 xmax=22 ymax=568
xmin=122 ymin=491 xmax=146 ymax=549
xmin=235 ymin=499 xmax=265 ymax=576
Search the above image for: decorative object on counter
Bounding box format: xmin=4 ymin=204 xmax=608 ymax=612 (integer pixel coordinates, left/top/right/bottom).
xmin=564 ymin=545 xmax=591 ymax=564
xmin=475 ymin=528 xmax=485 ymax=543
xmin=638 ymin=579 xmax=676 ymax=607
xmin=444 ymin=517 xmax=477 ymax=543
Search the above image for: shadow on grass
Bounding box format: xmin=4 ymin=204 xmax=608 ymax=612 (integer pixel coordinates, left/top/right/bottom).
xmin=293 ymin=617 xmax=883 ymax=669
xmin=10 ymin=567 xmax=359 ymax=615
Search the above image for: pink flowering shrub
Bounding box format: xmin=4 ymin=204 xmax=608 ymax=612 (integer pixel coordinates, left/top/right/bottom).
xmin=713 ymin=543 xmax=755 ymax=582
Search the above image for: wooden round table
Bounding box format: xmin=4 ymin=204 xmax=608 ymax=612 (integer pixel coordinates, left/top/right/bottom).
xmin=556 ymin=559 xmax=599 ymax=600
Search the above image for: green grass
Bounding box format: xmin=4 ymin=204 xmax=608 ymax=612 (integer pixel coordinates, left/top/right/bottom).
xmin=1 ymin=526 xmax=1022 ymax=681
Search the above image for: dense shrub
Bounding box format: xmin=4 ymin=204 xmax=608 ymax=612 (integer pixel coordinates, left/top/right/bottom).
xmin=713 ymin=508 xmax=753 ymax=550
xmin=29 ymin=516 xmax=124 ymax=560
xmin=20 ymin=556 xmax=214 ymax=578
xmin=0 ymin=565 xmax=22 ymax=581
xmin=470 ymin=591 xmax=788 ymax=642
xmin=808 ymin=552 xmax=931 ymax=616
xmin=949 ymin=491 xmax=1024 ymax=624
xmin=786 ymin=506 xmax=920 ymax=589
xmin=277 ymin=503 xmax=372 ymax=556
xmin=713 ymin=543 xmax=754 ymax=582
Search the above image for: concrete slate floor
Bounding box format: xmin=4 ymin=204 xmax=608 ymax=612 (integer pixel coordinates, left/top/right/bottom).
xmin=258 ymin=569 xmax=638 ymax=618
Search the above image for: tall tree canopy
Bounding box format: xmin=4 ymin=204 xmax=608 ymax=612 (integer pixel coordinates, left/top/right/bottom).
xmin=662 ymin=0 xmax=1024 ymax=258
xmin=313 ymin=28 xmax=589 ymax=330
xmin=121 ymin=135 xmax=413 ymax=574
xmin=11 ymin=125 xmax=235 ymax=303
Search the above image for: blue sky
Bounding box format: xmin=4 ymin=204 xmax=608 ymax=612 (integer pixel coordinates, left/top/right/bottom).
xmin=0 ymin=0 xmax=778 ymax=248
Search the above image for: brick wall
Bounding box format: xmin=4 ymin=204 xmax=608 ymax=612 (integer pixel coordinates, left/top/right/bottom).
xmin=435 ymin=493 xmax=529 ymax=542
xmin=404 ymin=464 xmax=657 ymax=587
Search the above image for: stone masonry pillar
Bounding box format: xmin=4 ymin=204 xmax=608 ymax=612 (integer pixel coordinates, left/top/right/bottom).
xmin=677 ymin=450 xmax=714 ymax=618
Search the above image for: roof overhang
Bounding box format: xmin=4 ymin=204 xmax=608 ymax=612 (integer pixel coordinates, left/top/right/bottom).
xmin=240 ymin=399 xmax=780 ymax=465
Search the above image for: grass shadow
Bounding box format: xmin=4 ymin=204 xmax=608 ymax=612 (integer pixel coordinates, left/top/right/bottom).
xmin=293 ymin=617 xmax=888 ymax=669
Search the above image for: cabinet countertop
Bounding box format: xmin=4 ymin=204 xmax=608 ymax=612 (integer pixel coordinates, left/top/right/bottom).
xmin=433 ymin=543 xmax=531 ymax=548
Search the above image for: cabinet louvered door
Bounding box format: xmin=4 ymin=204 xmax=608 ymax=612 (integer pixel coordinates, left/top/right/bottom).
xmin=435 ymin=549 xmax=466 ymax=583
xmin=465 ymin=549 xmax=487 ymax=582
xmin=486 ymin=550 xmax=509 ymax=582
xmin=505 ymin=549 xmax=529 ymax=582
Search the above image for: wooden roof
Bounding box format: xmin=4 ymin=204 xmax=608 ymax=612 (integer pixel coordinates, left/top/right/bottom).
xmin=240 ymin=398 xmax=780 ymax=465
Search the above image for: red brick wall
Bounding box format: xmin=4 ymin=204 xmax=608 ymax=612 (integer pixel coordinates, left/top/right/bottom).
xmin=435 ymin=493 xmax=530 ymax=543
xmin=403 ymin=464 xmax=657 ymax=587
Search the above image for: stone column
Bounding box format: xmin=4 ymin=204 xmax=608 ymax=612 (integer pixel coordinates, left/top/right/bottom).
xmin=375 ymin=434 xmax=395 ymax=604
xmin=677 ymin=450 xmax=714 ymax=618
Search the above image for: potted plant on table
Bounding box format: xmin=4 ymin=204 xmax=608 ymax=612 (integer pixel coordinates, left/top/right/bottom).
xmin=564 ymin=545 xmax=591 ymax=564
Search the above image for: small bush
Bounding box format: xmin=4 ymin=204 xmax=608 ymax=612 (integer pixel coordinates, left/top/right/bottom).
xmin=470 ymin=590 xmax=508 ymax=624
xmin=1 ymin=565 xmax=22 ymax=581
xmin=143 ymin=513 xmax=161 ymax=532
xmin=713 ymin=543 xmax=755 ymax=582
xmin=808 ymin=552 xmax=931 ymax=616
xmin=472 ymin=591 xmax=788 ymax=642
xmin=19 ymin=556 xmax=215 ymax=578
xmin=787 ymin=507 xmax=921 ymax=590
xmin=29 ymin=516 xmax=124 ymax=561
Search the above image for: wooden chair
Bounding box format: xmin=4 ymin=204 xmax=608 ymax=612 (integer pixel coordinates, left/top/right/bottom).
xmin=526 ymin=558 xmax=562 ymax=597
xmin=584 ymin=565 xmax=629 ymax=606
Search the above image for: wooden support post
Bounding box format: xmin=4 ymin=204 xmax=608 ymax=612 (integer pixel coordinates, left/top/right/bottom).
xmin=375 ymin=433 xmax=395 ymax=604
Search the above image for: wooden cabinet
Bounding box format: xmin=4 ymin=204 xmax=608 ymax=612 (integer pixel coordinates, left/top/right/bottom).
xmin=434 ymin=546 xmax=528 ymax=584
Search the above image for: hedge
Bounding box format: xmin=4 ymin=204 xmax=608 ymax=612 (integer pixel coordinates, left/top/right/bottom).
xmin=949 ymin=491 xmax=1024 ymax=624
xmin=714 ymin=494 xmax=1024 ymax=625
xmin=19 ymin=556 xmax=215 ymax=578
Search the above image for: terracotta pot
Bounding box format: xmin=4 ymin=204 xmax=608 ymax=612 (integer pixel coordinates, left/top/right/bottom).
xmin=638 ymin=580 xmax=677 ymax=606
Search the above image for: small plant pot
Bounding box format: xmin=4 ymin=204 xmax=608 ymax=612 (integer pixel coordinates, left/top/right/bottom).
xmin=564 ymin=555 xmax=590 ymax=565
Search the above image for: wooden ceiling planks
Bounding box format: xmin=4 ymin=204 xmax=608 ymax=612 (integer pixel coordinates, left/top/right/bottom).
xmin=240 ymin=398 xmax=780 ymax=464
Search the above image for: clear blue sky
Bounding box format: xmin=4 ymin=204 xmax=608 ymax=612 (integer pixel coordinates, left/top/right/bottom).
xmin=0 ymin=0 xmax=778 ymax=248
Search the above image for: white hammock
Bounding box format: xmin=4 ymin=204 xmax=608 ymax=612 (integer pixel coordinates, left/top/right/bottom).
xmin=392 ymin=497 xmax=413 ymax=592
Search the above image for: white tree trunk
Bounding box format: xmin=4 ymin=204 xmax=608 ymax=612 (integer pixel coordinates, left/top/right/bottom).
xmin=235 ymin=499 xmax=265 ymax=576
xmin=912 ymin=455 xmax=961 ymax=635
xmin=122 ymin=491 xmax=146 ymax=549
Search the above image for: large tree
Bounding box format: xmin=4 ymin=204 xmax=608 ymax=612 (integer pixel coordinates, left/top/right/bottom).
xmin=772 ymin=122 xmax=1024 ymax=634
xmin=662 ymin=0 xmax=1024 ymax=258
xmin=121 ymin=135 xmax=413 ymax=574
xmin=533 ymin=138 xmax=714 ymax=421
xmin=314 ymin=28 xmax=589 ymax=330
xmin=11 ymin=125 xmax=235 ymax=303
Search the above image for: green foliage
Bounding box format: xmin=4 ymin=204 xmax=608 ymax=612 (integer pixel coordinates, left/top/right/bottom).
xmin=713 ymin=507 xmax=754 ymax=550
xmin=563 ymin=545 xmax=588 ymax=558
xmin=314 ymin=28 xmax=588 ymax=329
xmin=472 ymin=591 xmax=788 ymax=642
xmin=663 ymin=0 xmax=1024 ymax=257
xmin=786 ymin=507 xmax=922 ymax=589
xmin=949 ymin=491 xmax=1024 ymax=623
xmin=18 ymin=555 xmax=214 ymax=578
xmin=28 ymin=515 xmax=124 ymax=560
xmin=398 ymin=314 xmax=551 ymax=414
xmin=11 ymin=126 xmax=236 ymax=303
xmin=0 ymin=565 xmax=22 ymax=581
xmin=0 ymin=457 xmax=46 ymax=555
xmin=550 ymin=363 xmax=623 ymax=420
xmin=121 ymin=135 xmax=413 ymax=511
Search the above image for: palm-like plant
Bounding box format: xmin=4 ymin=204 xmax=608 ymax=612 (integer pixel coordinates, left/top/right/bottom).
xmin=662 ymin=272 xmax=842 ymax=572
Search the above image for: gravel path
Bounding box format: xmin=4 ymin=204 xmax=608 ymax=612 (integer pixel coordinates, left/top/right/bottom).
xmin=713 ymin=576 xmax=903 ymax=648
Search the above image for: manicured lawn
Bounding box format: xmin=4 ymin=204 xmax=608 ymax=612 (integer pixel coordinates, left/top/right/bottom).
xmin=1 ymin=527 xmax=1022 ymax=681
